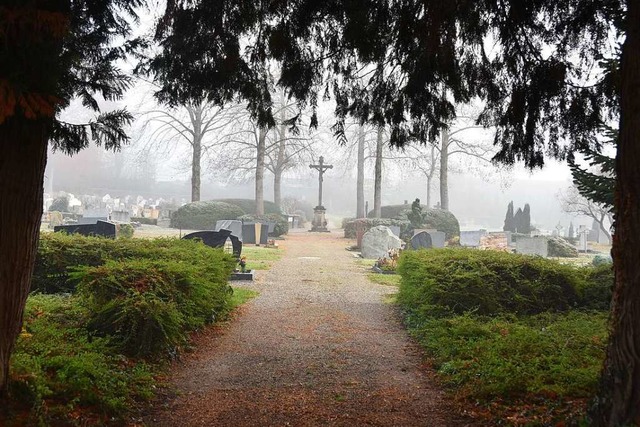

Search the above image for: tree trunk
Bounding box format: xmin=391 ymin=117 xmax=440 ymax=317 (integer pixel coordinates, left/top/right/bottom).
xmin=255 ymin=127 xmax=267 ymax=215
xmin=589 ymin=3 xmax=640 ymax=424
xmin=439 ymin=129 xmax=449 ymax=211
xmin=190 ymin=105 xmax=203 ymax=202
xmin=273 ymin=123 xmax=287 ymax=211
xmin=426 ymin=145 xmax=436 ymax=208
xmin=373 ymin=126 xmax=383 ymax=218
xmin=356 ymin=126 xmax=365 ymax=218
xmin=0 ymin=117 xmax=49 ymax=395
xmin=191 ymin=135 xmax=202 ymax=203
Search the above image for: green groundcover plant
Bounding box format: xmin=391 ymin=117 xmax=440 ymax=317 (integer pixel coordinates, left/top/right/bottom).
xmin=396 ymin=248 xmax=612 ymax=423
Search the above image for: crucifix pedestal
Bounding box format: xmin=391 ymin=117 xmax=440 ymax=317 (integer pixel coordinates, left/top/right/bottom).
xmin=309 ymin=156 xmax=333 ymax=232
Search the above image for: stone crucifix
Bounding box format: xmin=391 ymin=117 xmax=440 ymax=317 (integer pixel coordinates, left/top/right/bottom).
xmin=309 ymin=156 xmax=333 ymax=208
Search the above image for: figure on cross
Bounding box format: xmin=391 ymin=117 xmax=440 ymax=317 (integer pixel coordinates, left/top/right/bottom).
xmin=309 ymin=156 xmax=333 ymax=208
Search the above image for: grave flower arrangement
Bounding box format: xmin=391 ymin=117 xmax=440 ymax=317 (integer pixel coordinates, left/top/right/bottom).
xmin=374 ymin=248 xmax=402 ymax=272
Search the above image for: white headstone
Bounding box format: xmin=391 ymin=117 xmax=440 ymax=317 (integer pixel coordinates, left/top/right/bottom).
xmin=361 ymin=226 xmax=403 ymax=259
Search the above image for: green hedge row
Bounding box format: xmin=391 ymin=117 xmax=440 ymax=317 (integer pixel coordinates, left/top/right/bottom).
xmin=397 ymin=248 xmax=612 ymax=318
xmin=171 ymin=201 xmax=245 ymax=230
xmin=32 ymin=233 xmax=235 ymax=294
xmin=214 ymin=198 xmax=281 ymax=215
xmin=72 ymin=258 xmax=234 ymax=357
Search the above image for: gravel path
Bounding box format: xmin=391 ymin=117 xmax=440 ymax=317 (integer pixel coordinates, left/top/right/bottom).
xmin=147 ymin=230 xmax=468 ymax=426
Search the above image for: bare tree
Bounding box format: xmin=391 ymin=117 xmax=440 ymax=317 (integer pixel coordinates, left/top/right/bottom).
xmin=437 ymin=110 xmax=496 ymax=211
xmin=136 ymin=99 xmax=245 ymax=202
xmin=558 ymin=186 xmax=613 ymax=244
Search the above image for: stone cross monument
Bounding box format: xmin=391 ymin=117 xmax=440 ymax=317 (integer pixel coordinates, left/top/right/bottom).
xmin=309 ymin=156 xmax=333 ymax=232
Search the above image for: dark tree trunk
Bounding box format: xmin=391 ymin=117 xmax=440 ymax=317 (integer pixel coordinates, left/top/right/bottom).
xmin=0 ymin=117 xmax=49 ymax=395
xmin=373 ymin=126 xmax=383 ymax=218
xmin=439 ymin=129 xmax=449 ymax=211
xmin=356 ymin=126 xmax=365 ymax=218
xmin=589 ymin=2 xmax=640 ymax=424
xmin=255 ymin=127 xmax=266 ymax=215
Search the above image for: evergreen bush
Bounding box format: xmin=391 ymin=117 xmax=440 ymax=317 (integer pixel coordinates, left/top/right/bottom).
xmin=397 ymin=249 xmax=589 ymax=317
xmin=73 ymin=258 xmax=234 ymax=357
xmin=214 ymin=198 xmax=281 ymax=214
xmin=171 ymin=201 xmax=245 ymax=230
xmin=32 ymin=234 xmax=235 ymax=294
xmin=369 ymin=204 xmax=460 ymax=239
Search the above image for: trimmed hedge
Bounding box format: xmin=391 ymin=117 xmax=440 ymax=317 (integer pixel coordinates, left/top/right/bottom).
xmin=397 ymin=248 xmax=610 ymax=317
xmin=238 ymin=213 xmax=289 ymax=237
xmin=369 ymin=204 xmax=460 ymax=239
xmin=214 ymin=198 xmax=281 ymax=215
xmin=32 ymin=233 xmax=235 ymax=294
xmin=171 ymin=201 xmax=245 ymax=230
xmin=72 ymin=257 xmax=234 ymax=357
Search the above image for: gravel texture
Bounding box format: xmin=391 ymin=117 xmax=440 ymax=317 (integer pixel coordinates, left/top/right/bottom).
xmin=145 ymin=230 xmax=472 ymax=426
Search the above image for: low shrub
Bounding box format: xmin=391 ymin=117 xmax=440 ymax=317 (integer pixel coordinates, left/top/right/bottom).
xmin=171 ymin=201 xmax=245 ymax=230
xmin=238 ymin=213 xmax=289 ymax=237
xmin=397 ymin=248 xmax=587 ymax=317
xmin=214 ymin=198 xmax=281 ymax=215
xmin=32 ymin=233 xmax=233 ymax=294
xmin=73 ymin=257 xmax=234 ymax=357
xmin=580 ymin=264 xmax=613 ymax=310
xmin=407 ymin=311 xmax=607 ymax=402
xmin=592 ymin=254 xmax=613 ymax=266
xmin=369 ymin=204 xmax=460 ymax=239
xmin=117 ymin=223 xmax=134 ymax=238
xmin=342 ymin=218 xmax=411 ymax=239
xmin=9 ymin=294 xmax=155 ymax=424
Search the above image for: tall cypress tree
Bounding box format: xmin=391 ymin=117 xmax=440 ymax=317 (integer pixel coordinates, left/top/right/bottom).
xmin=503 ymin=201 xmax=515 ymax=232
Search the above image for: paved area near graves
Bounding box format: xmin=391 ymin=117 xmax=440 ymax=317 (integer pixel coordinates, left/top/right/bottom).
xmin=145 ymin=230 xmax=472 ymax=426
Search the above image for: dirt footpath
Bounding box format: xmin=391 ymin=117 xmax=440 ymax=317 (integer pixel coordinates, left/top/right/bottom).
xmin=146 ymin=230 xmax=470 ymax=426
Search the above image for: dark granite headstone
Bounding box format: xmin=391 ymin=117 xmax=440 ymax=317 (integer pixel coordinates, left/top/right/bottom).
xmin=242 ymin=223 xmax=268 ymax=245
xmin=182 ymin=230 xmax=242 ymax=258
xmin=410 ymin=231 xmax=433 ymax=249
xmin=54 ymin=220 xmax=117 ymax=238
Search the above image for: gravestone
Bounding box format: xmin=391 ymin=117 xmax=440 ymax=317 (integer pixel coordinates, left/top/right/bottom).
xmin=361 ymin=226 xmax=403 ymax=259
xmin=410 ymin=231 xmax=433 ymax=249
xmin=183 ymin=230 xmax=242 ymax=258
xmin=215 ymin=220 xmax=243 ymax=240
xmin=77 ymin=216 xmax=108 ymax=225
xmin=460 ymin=230 xmax=487 ymax=247
xmin=54 ymin=220 xmax=117 ymax=238
xmin=388 ymin=225 xmax=401 ymax=238
xmin=427 ymin=231 xmax=446 ymax=248
xmin=515 ymin=236 xmax=549 ymax=257
xmin=242 ymin=223 xmax=269 ymax=245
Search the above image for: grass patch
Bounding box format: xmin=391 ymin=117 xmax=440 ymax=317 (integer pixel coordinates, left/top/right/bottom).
xmin=8 ymin=295 xmax=155 ymax=425
xmin=367 ymin=273 xmax=401 ymax=287
xmin=242 ymin=246 xmax=283 ymax=270
xmin=228 ymin=287 xmax=259 ymax=310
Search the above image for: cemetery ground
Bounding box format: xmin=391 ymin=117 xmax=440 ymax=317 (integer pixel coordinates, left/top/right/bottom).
xmin=4 ymin=226 xmax=611 ymax=425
